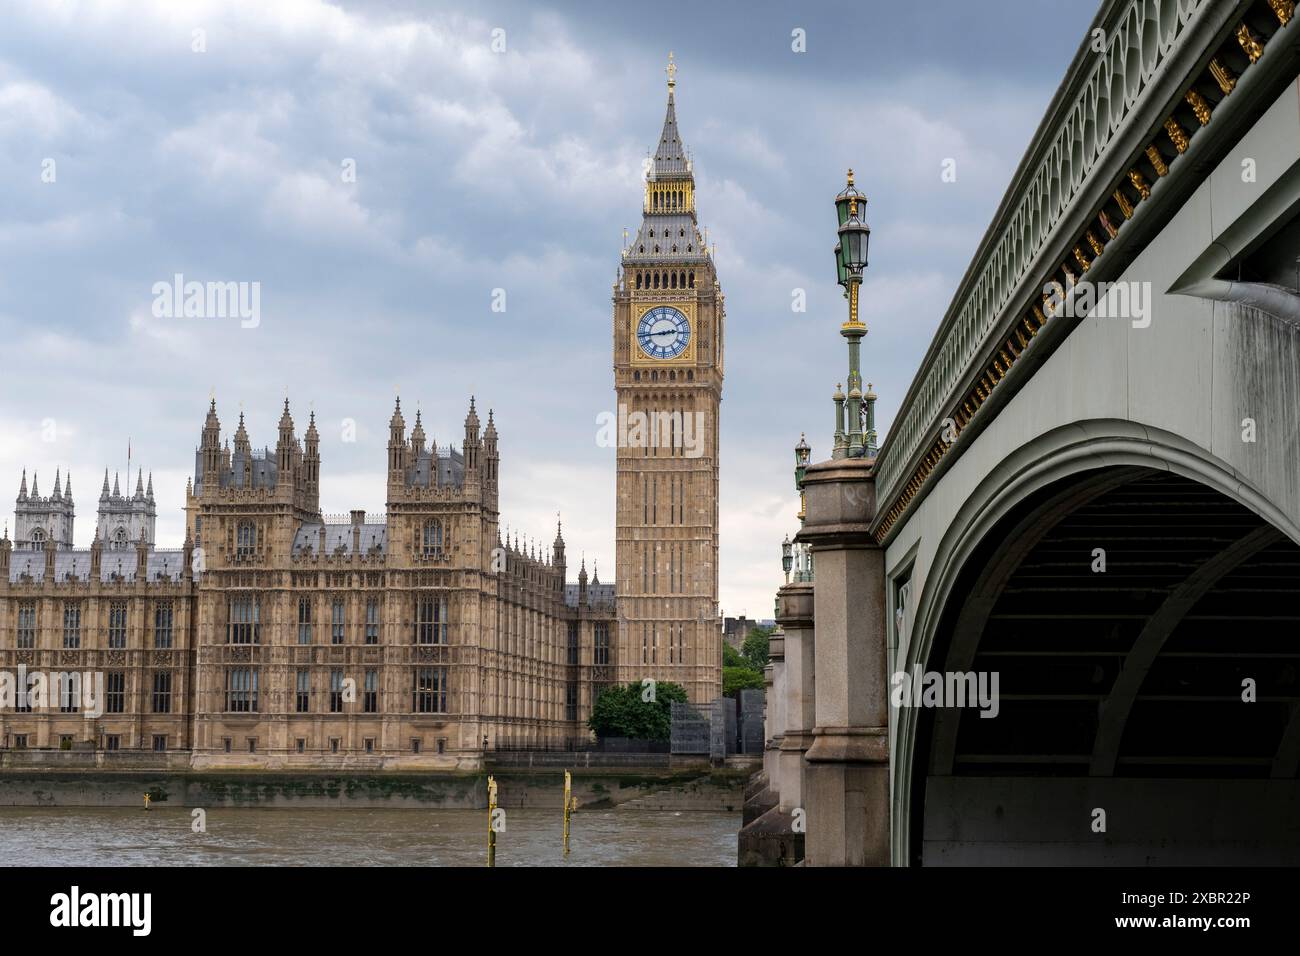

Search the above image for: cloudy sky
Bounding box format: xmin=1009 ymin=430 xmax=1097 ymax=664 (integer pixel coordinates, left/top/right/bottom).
xmin=0 ymin=0 xmax=1097 ymax=617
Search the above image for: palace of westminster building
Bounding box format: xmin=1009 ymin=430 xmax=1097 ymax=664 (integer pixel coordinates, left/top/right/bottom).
xmin=0 ymin=67 xmax=725 ymax=768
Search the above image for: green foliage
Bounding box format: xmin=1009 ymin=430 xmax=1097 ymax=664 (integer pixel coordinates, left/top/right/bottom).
xmin=723 ymin=643 xmax=745 ymax=668
xmin=741 ymin=626 xmax=774 ymax=670
xmin=588 ymin=681 xmax=689 ymax=742
xmin=723 ymin=666 xmax=765 ymax=695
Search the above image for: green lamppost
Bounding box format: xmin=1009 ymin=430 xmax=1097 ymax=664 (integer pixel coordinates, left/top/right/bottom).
xmin=782 ymin=534 xmax=793 ymax=584
xmin=834 ymin=170 xmax=871 ymax=458
xmin=794 ymin=432 xmax=810 ymax=522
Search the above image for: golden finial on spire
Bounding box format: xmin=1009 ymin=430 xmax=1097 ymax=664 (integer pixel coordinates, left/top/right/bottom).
xmin=847 ymin=167 xmax=854 ymax=186
xmin=666 ymin=51 xmax=676 ymax=91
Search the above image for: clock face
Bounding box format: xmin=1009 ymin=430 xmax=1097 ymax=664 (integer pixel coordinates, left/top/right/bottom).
xmin=637 ymin=306 xmax=691 ymax=359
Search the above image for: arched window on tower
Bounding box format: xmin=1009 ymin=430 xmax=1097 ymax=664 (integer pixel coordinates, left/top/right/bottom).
xmin=236 ymin=521 xmax=255 ymax=559
xmin=30 ymin=527 xmax=46 ymax=547
xmin=111 ymin=527 xmax=129 ymax=551
xmin=422 ymin=519 xmax=444 ymax=558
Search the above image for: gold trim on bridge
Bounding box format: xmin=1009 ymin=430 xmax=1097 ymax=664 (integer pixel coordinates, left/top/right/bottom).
xmin=874 ymin=8 xmax=1285 ymax=543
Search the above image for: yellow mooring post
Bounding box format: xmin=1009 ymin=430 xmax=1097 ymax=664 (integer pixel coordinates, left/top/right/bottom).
xmin=143 ymin=793 xmax=151 ymax=811
xmin=486 ymin=775 xmax=498 ymax=868
xmin=563 ymin=770 xmax=572 ymax=856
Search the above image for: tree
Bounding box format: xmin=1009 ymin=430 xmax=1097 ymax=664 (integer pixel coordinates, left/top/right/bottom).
xmin=741 ymin=626 xmax=774 ymax=670
xmin=588 ymin=681 xmax=689 ymax=741
xmin=723 ymin=643 xmax=746 ymax=668
xmin=723 ymin=666 xmax=765 ymax=695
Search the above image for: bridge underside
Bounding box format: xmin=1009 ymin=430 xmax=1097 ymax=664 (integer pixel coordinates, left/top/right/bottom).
xmin=915 ymin=468 xmax=1300 ymax=865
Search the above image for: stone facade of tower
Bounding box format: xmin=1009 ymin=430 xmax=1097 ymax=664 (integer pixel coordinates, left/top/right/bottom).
xmin=0 ymin=398 xmax=616 ymax=767
xmin=612 ymin=66 xmax=724 ymax=704
xmin=13 ymin=470 xmax=75 ymax=550
xmin=96 ymin=470 xmax=157 ymax=550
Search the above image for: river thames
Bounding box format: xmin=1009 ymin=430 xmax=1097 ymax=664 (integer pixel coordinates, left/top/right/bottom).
xmin=0 ymin=807 xmax=740 ymax=866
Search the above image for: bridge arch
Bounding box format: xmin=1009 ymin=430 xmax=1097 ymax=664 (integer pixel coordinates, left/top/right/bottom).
xmin=894 ymin=420 xmax=1300 ymax=865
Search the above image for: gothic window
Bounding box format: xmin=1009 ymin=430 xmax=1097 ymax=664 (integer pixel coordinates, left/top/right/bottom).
xmin=105 ymin=672 xmax=126 ymax=714
xmin=364 ymin=670 xmax=379 ymax=713
xmin=295 ymin=669 xmax=310 ymax=713
xmin=422 ymin=520 xmax=444 ymax=558
xmin=331 ymin=599 xmax=345 ymax=644
xmin=154 ymin=602 xmax=173 ymax=649
xmin=567 ymin=623 xmax=579 ymax=665
xmin=688 ymin=271 xmax=695 ymax=288
xmin=329 ymin=669 xmax=344 ymax=713
xmin=108 ymin=602 xmax=128 ymax=649
xmin=228 ymin=595 xmax=260 ymax=644
xmin=111 ymin=527 xmax=129 ymax=550
xmin=225 ymin=667 xmax=258 ymax=712
xmin=670 ymin=272 xmax=677 ymax=288
xmin=59 ymin=674 xmax=80 ymax=713
xmin=236 ymin=521 xmax=255 ymax=558
xmin=17 ymin=602 xmax=36 ymax=649
xmin=594 ymin=623 xmax=609 ymax=665
xmin=152 ymin=671 xmax=172 ymax=713
xmin=413 ymin=666 xmax=447 ymax=713
xmin=687 ymin=370 xmax=694 ymax=381
xmin=635 ymin=273 xmax=642 ymax=289
xmin=30 ymin=528 xmax=45 ymax=546
xmin=415 ymin=594 xmax=449 ymax=644
xmin=62 ymin=602 xmax=81 ymax=648
xmin=297 ymin=597 xmax=313 ymax=645
xmin=365 ymin=598 xmax=379 ymax=644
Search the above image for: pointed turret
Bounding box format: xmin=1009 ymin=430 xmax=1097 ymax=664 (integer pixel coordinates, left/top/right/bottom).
xmin=100 ymin=469 xmax=110 ymax=500
xmin=30 ymin=471 xmax=38 ymax=498
xmin=234 ymin=412 xmax=251 ymax=455
xmin=387 ymin=397 xmax=409 ymax=491
xmin=626 ymin=54 xmax=708 ymax=268
xmin=112 ymin=472 xmax=120 ymax=497
xmin=17 ymin=469 xmax=27 ymax=502
xmin=463 ymin=396 xmax=481 ymax=475
xmin=52 ymin=469 xmax=62 ymax=501
xmin=146 ymin=473 xmax=154 ymax=501
xmin=64 ymin=472 xmax=72 ymax=503
xmin=410 ymin=409 xmax=426 ymax=454
xmin=134 ymin=468 xmax=145 ymax=500
xmin=277 ymin=398 xmax=296 ymax=478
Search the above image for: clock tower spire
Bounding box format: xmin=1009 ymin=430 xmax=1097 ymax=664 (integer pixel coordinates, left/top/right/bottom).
xmin=612 ymin=57 xmax=723 ymax=704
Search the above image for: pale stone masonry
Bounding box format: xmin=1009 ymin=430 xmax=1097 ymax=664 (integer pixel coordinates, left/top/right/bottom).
xmin=0 ymin=397 xmax=617 ymax=769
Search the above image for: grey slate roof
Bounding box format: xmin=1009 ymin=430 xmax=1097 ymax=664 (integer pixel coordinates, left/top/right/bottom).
xmin=564 ymin=582 xmax=616 ymax=609
xmin=653 ymin=91 xmax=689 ymax=177
xmin=292 ymin=522 xmax=388 ymax=557
xmin=7 ymin=548 xmax=185 ymax=583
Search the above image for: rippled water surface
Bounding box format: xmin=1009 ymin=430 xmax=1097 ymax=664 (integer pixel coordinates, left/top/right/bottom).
xmin=0 ymin=807 xmax=739 ymax=867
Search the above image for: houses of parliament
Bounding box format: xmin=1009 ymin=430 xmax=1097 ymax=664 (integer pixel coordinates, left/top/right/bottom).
xmin=0 ymin=64 xmax=724 ymax=768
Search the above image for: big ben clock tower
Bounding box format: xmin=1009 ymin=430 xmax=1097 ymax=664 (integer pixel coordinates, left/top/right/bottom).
xmin=613 ymin=55 xmax=722 ymax=704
